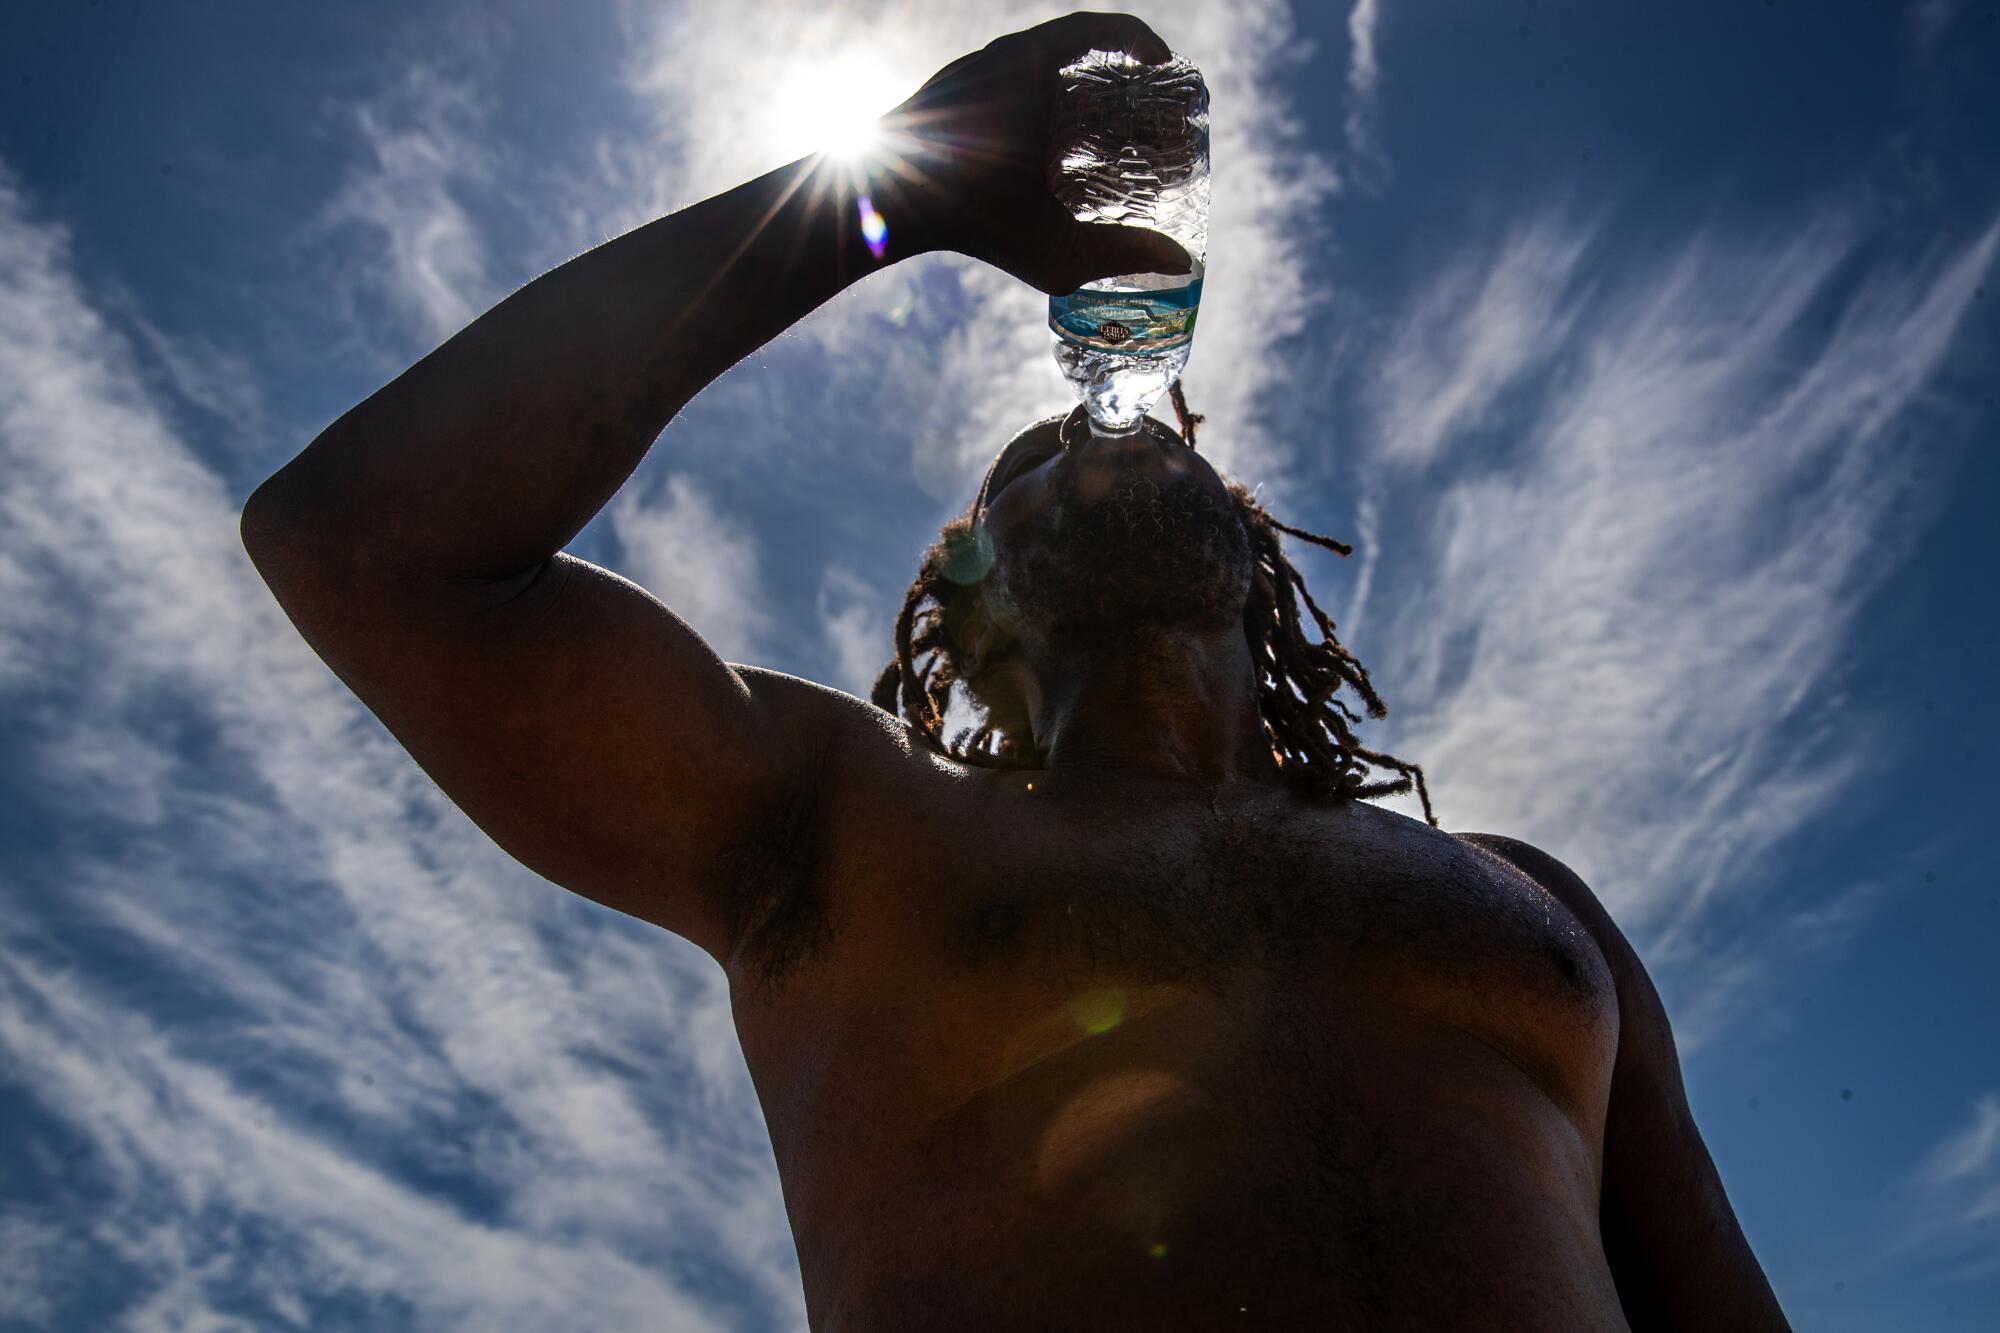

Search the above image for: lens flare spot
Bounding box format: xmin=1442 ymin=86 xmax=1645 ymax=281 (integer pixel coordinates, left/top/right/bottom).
xmin=1033 ymin=1068 xmax=1191 ymax=1188
xmin=1066 ymin=985 xmax=1127 ymax=1036
xmin=1149 ymin=1242 xmax=1169 ymax=1260
xmin=938 ymin=523 xmax=997 ymax=583
xmin=857 ymin=194 xmax=889 ymax=260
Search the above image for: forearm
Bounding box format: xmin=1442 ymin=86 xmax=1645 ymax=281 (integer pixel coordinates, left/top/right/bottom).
xmin=246 ymin=153 xmax=924 ymax=579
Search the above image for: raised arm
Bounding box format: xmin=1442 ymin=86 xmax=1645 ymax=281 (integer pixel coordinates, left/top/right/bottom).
xmin=1458 ymin=834 xmax=1793 ymax=1332
xmin=239 ymin=14 xmax=1189 ymax=960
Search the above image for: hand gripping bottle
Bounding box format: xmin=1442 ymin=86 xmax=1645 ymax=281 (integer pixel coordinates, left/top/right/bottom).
xmin=1046 ymin=49 xmax=1210 ymax=437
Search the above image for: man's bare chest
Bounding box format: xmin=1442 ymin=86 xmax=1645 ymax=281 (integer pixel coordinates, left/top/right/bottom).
xmin=725 ymin=776 xmax=1626 ymax=1329
xmin=730 ymin=776 xmax=1616 ymax=1128
xmin=948 ymin=787 xmax=1604 ymax=1006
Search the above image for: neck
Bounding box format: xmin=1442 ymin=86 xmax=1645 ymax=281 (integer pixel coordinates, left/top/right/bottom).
xmin=1025 ymin=628 xmax=1279 ymax=786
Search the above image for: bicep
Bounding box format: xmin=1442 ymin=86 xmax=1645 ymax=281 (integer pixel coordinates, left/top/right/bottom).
xmin=1457 ymin=834 xmax=1792 ymax=1331
xmin=1594 ymin=955 xmax=1791 ymax=1331
xmin=251 ymin=541 xmax=836 ymax=959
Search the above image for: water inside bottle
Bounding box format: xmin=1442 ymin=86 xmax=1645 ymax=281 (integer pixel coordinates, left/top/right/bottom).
xmin=1049 ymin=261 xmax=1204 ymax=434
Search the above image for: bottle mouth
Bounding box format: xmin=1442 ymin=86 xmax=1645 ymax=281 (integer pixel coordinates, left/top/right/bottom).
xmin=1061 ymin=406 xmax=1184 ymax=449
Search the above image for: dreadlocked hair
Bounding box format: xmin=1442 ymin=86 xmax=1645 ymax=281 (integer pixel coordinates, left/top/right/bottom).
xmin=869 ymin=381 xmax=1436 ymax=827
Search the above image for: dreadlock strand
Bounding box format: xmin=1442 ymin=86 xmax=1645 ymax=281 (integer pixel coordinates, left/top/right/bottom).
xmin=1268 ymin=516 xmax=1354 ymax=558
xmin=1277 ymin=561 xmax=1387 ymax=719
xmin=890 ymin=574 xmax=946 ymax=752
xmin=1169 ymin=380 xmax=1206 ymax=449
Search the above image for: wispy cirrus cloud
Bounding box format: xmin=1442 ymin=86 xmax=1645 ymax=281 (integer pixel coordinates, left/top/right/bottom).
xmin=318 ymin=64 xmax=499 ymax=355
xmin=1919 ymin=1094 xmax=2000 ymax=1200
xmin=608 ymin=470 xmax=771 ymax=665
xmin=1363 ymin=212 xmax=1591 ymax=471
xmin=0 ymin=160 xmax=803 ymax=1329
xmin=1902 ymin=1092 xmax=2000 ymax=1273
xmin=818 ymin=565 xmax=893 ymax=697
xmin=1343 ymin=0 xmax=1389 ymax=192
xmin=1353 ymin=197 xmax=1996 ymax=1017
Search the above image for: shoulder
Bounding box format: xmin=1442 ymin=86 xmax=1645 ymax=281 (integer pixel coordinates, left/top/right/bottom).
xmin=1452 ymin=832 xmax=1629 ymax=966
xmin=733 ymin=665 xmax=974 ymax=793
xmin=1450 ymin=831 xmax=1679 ymax=1086
xmin=1452 ymin=832 xmax=1599 ymax=919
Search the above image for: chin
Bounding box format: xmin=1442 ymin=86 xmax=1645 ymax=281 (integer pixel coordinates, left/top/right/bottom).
xmin=996 ymin=474 xmax=1252 ymax=644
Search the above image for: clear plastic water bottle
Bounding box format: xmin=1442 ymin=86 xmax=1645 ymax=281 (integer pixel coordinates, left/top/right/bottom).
xmin=1046 ymin=50 xmax=1210 ymax=437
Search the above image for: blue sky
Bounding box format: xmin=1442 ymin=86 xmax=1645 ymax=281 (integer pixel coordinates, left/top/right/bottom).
xmin=0 ymin=1 xmax=1995 ymax=1329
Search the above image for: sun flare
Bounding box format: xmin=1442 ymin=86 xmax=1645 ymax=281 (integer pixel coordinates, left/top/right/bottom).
xmin=767 ymin=50 xmax=910 ymax=163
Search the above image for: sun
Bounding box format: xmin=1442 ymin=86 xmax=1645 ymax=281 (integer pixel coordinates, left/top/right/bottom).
xmin=767 ymin=50 xmax=909 ymax=163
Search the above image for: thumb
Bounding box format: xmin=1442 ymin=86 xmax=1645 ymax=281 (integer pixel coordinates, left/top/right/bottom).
xmin=1061 ymin=220 xmax=1194 ymax=288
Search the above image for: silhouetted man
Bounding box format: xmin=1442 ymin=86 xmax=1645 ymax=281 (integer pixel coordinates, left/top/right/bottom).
xmin=242 ymin=14 xmax=1791 ymax=1330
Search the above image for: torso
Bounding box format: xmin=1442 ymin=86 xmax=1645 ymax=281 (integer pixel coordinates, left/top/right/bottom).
xmin=724 ymin=750 xmax=1627 ymax=1332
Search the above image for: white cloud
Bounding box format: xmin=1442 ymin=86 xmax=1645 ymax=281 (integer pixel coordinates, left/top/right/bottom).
xmin=1344 ymin=0 xmax=1390 ymax=192
xmin=1336 ymin=487 xmax=1382 ymax=644
xmin=125 ymin=311 xmax=273 ymax=454
xmin=1364 ymin=211 xmax=1591 ymax=470
xmin=607 ymin=470 xmax=769 ymax=665
xmin=818 ymin=565 xmax=891 ymax=697
xmin=318 ymin=64 xmax=497 ymax=352
xmin=0 ymin=952 xmax=737 ymax=1332
xmin=0 ymin=160 xmax=803 ymax=1328
xmin=1904 ymin=1092 xmax=2000 ymax=1271
xmin=0 ymin=1213 xmax=74 ymax=1325
xmin=1354 ymin=201 xmax=1997 ymax=987
xmin=1920 ymin=1094 xmax=2000 ymax=1195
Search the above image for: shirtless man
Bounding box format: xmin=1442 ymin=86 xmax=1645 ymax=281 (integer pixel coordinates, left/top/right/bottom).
xmin=241 ymin=13 xmax=1791 ymax=1330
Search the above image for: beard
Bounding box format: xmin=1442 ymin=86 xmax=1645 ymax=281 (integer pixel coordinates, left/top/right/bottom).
xmin=992 ymin=472 xmax=1253 ymax=646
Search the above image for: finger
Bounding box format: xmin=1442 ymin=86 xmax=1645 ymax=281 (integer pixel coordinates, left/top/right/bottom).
xmin=1054 ymin=219 xmax=1194 ymax=291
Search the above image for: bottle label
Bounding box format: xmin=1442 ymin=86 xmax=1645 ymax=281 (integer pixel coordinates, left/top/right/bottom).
xmin=1048 ymin=279 xmax=1203 ymax=358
